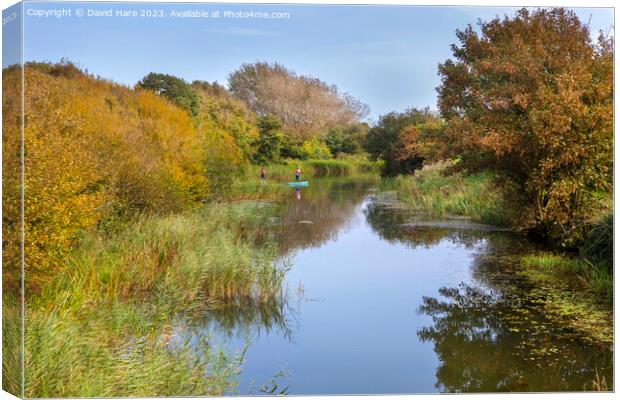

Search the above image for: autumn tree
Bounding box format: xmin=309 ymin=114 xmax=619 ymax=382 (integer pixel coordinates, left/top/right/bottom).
xmin=253 ymin=115 xmax=285 ymax=164
xmin=365 ymin=107 xmax=438 ymax=176
xmin=137 ymin=72 xmax=199 ymax=117
xmin=192 ymin=80 xmax=258 ymax=160
xmin=228 ymin=62 xmax=369 ymax=140
xmin=436 ymin=8 xmax=613 ymax=244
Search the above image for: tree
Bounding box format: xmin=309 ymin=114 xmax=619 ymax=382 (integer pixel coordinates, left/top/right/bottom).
xmin=323 ymin=123 xmax=370 ymax=156
xmin=253 ymin=115 xmax=285 ymax=164
xmin=192 ymin=81 xmax=258 ymax=161
xmin=228 ymin=62 xmax=369 ymax=140
xmin=365 ymin=107 xmax=437 ymax=176
xmin=436 ymin=8 xmax=613 ymax=244
xmin=137 ymin=72 xmax=199 ymax=117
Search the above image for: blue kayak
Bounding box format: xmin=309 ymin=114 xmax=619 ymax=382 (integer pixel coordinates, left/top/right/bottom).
xmin=288 ymin=181 xmax=309 ymax=187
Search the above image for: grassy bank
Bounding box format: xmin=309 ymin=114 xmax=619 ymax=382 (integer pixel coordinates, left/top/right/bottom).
xmin=24 ymin=202 xmax=286 ymax=397
xmin=384 ymin=161 xmax=512 ymax=226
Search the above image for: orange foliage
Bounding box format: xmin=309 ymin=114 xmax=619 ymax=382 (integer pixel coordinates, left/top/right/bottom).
xmin=437 ymin=8 xmax=613 ymax=243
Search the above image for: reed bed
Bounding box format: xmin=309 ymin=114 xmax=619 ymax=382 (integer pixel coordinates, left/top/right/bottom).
xmin=385 ymin=161 xmax=511 ymax=226
xmin=24 ymin=202 xmax=286 ymax=397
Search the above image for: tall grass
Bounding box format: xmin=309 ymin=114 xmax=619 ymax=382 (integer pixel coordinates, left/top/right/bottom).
xmin=24 ymin=202 xmax=287 ymax=397
xmin=385 ymin=161 xmax=512 ymax=226
xmin=2 ymin=293 xmax=21 ymax=396
xmin=580 ymin=214 xmax=613 ymax=274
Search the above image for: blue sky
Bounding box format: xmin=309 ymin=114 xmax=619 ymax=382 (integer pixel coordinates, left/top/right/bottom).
xmin=6 ymin=2 xmax=615 ymax=120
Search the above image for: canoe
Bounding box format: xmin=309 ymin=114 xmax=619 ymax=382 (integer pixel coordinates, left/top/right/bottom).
xmin=287 ymin=181 xmax=309 ymax=187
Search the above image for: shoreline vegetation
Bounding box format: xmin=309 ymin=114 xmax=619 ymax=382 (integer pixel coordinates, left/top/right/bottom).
xmin=25 ymin=203 xmax=286 ymax=397
xmin=389 ymin=162 xmax=613 ymax=348
xmin=2 ymin=7 xmax=612 ymax=396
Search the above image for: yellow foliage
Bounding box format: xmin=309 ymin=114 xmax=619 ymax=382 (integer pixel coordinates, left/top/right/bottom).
xmin=4 ymin=63 xmax=210 ymax=288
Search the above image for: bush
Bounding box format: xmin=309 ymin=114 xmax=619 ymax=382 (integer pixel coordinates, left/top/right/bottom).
xmin=365 ymin=107 xmax=438 ymax=176
xmin=307 ymin=159 xmax=351 ymax=176
xmin=11 ymin=63 xmax=208 ymax=288
xmin=389 ymin=161 xmax=512 ymax=226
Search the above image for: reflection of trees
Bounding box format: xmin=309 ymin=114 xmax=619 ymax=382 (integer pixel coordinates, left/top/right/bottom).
xmin=364 ymin=200 xmax=494 ymax=250
xmin=202 ymin=293 xmax=297 ymax=341
xmin=418 ymin=283 xmax=613 ymax=392
xmin=275 ymin=178 xmax=376 ymax=255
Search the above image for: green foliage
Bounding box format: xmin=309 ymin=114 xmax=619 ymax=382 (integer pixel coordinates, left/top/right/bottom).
xmin=365 ymin=107 xmax=437 ymax=176
xmin=307 ymin=159 xmax=351 ymax=176
xmin=436 ymin=8 xmax=613 ymax=245
xmin=191 ymin=82 xmax=257 ymax=197
xmin=299 ymin=138 xmax=332 ymax=160
xmin=203 ymin=132 xmax=247 ymax=198
xmin=278 ymin=136 xmax=305 ymax=159
xmin=137 ymin=72 xmax=199 ymax=118
xmin=253 ymin=115 xmax=285 ymax=164
xmin=325 ymin=125 xmax=361 ymax=155
xmin=193 ymin=81 xmax=258 ymax=160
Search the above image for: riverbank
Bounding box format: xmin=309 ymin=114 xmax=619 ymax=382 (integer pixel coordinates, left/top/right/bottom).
xmin=24 ymin=202 xmax=286 ymax=397
xmin=382 ymin=161 xmax=513 ymax=226
xmin=388 ymin=162 xmax=613 ymax=348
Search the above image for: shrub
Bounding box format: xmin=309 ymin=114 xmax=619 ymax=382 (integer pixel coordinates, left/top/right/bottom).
xmin=14 ymin=63 xmax=208 ymax=288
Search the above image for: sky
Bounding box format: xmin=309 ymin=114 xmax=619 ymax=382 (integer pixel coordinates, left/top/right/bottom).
xmin=3 ymin=1 xmax=615 ymax=120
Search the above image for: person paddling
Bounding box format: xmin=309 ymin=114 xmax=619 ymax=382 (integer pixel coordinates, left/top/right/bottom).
xmin=295 ymin=166 xmax=301 ymax=182
xmin=260 ymin=166 xmax=266 ymax=183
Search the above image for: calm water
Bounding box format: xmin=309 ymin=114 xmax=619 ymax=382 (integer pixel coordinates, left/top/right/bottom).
xmin=179 ymin=176 xmax=612 ymax=394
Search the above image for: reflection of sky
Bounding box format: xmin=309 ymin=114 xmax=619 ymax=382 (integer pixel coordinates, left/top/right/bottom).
xmin=202 ymin=198 xmax=485 ymax=395
xmin=15 ymin=2 xmax=614 ymax=119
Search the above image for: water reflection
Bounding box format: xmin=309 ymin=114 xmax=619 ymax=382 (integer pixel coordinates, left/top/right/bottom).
xmin=274 ymin=177 xmax=377 ymax=255
xmin=179 ymin=176 xmax=612 ymax=394
xmin=367 ymin=193 xmax=612 ymax=392
xmin=365 ymin=198 xmax=500 ymax=250
xmin=418 ymin=283 xmax=612 ymax=392
xmin=200 ymin=294 xmax=298 ymax=341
